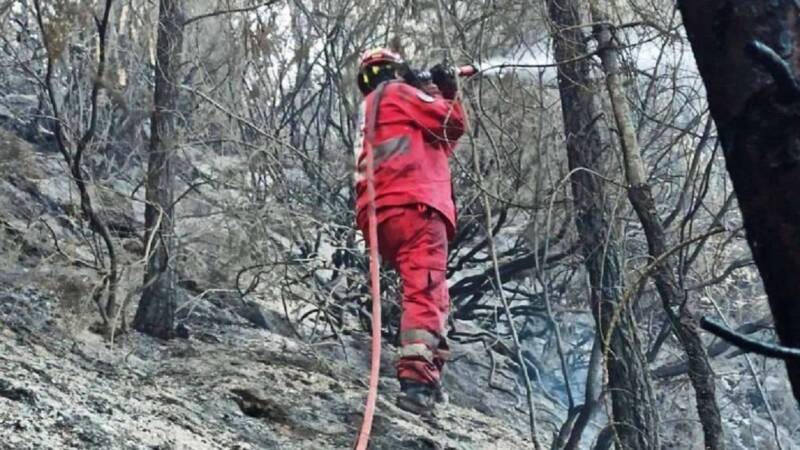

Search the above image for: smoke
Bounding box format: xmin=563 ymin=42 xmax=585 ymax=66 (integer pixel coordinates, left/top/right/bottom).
xmin=472 ymin=34 xmax=698 ymax=83
xmin=473 ymin=43 xmax=558 ymax=81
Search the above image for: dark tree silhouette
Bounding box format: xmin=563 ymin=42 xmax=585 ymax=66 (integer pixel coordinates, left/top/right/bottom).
xmin=679 ymin=1 xmax=800 ymax=402
xmin=546 ymin=1 xmax=659 ymax=448
xmin=591 ymin=3 xmax=725 ymax=447
xmin=133 ymin=0 xmax=185 ymax=339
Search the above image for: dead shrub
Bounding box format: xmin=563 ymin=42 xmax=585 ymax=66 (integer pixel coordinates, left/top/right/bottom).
xmin=48 ymin=272 xmax=96 ymax=335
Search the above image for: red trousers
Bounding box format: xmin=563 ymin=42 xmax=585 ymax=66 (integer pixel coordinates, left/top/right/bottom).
xmin=368 ymin=204 xmax=450 ymax=385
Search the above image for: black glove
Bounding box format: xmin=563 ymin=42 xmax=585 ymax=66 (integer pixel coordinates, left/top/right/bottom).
xmin=401 ymin=67 xmax=430 ymax=89
xmin=429 ymin=63 xmax=457 ymax=99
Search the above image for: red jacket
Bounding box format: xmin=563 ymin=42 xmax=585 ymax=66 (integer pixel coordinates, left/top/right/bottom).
xmin=354 ymin=81 xmax=465 ymax=239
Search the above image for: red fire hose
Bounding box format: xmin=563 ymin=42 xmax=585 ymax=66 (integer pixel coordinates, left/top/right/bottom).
xmin=353 ymin=152 xmax=381 ymax=450
xmin=354 ymin=82 xmax=385 ymax=450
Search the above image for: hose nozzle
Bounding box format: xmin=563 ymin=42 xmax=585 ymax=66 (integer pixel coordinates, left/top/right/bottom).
xmin=403 ymin=64 xmax=479 ymax=88
xmin=456 ymin=64 xmax=478 ymax=77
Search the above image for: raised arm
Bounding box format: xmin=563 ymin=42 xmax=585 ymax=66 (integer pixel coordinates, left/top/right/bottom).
xmin=384 ymin=83 xmax=465 ymax=143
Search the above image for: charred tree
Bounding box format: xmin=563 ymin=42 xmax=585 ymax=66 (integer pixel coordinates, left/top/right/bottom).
xmin=133 ymin=0 xmax=185 ymax=339
xmin=546 ymin=1 xmax=659 ymax=449
xmin=678 ymin=1 xmax=800 ymax=402
xmin=32 ymin=0 xmax=121 ymax=337
xmin=591 ymin=4 xmax=725 ymax=449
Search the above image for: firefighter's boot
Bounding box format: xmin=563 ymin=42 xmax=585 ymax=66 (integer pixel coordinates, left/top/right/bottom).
xmin=397 ymin=379 xmax=436 ymax=416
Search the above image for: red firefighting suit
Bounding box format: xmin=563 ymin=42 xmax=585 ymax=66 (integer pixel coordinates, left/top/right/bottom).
xmin=354 ymin=80 xmax=465 ymax=386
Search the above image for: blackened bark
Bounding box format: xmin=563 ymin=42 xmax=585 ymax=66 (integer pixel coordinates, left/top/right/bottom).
xmin=33 ymin=0 xmax=120 ymax=336
xmin=678 ymin=1 xmax=800 ymax=402
xmin=629 ymin=183 xmax=725 ymax=450
xmin=133 ymin=0 xmax=184 ymax=339
xmin=592 ymin=12 xmax=725 ymax=449
xmin=546 ymin=1 xmax=659 ymax=449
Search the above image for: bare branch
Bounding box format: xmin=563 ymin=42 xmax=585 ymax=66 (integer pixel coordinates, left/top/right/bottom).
xmin=700 ymin=317 xmax=800 ymax=360
xmin=183 ymin=0 xmax=283 ymax=27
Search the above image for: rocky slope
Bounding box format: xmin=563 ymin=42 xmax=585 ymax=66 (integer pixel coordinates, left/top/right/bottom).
xmin=0 ymin=126 xmax=566 ymax=449
xmin=2 ymin=127 xmax=800 ymax=450
xmin=0 ymin=279 xmax=559 ymax=450
xmin=0 ymin=124 xmax=570 ymax=449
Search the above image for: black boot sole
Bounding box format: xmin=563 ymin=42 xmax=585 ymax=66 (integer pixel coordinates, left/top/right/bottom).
xmin=396 ymin=395 xmax=435 ymax=417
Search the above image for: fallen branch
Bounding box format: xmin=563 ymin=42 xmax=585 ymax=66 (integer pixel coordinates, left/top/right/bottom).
xmin=653 ymin=316 xmax=771 ymax=378
xmin=699 ymin=317 xmax=800 ymax=360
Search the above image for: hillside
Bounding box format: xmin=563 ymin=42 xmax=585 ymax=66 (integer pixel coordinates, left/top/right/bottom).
xmin=0 ymin=133 xmax=558 ymax=449
xmin=3 ymin=0 xmax=800 ymax=448
xmin=0 ymin=283 xmax=550 ymax=449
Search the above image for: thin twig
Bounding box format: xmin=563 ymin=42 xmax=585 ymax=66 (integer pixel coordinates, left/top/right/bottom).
xmin=33 ymin=0 xmax=120 ymax=338
xmin=485 ymin=345 xmax=520 ymax=400
xmin=37 ymin=219 xmax=101 ymax=270
xmin=704 ymin=293 xmax=785 ymax=450
xmin=434 ymin=2 xmax=542 ymax=447
xmin=183 ymin=0 xmax=283 ymax=26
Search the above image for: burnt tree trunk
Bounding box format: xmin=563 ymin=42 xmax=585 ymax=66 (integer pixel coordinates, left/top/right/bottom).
xmin=133 ymin=0 xmax=184 ymax=339
xmin=546 ymin=1 xmax=659 ymax=449
xmin=592 ymin=5 xmax=725 ymax=449
xmin=678 ymin=1 xmax=800 ymax=402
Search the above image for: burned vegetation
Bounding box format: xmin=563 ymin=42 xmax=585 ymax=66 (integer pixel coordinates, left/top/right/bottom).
xmin=0 ymin=0 xmax=799 ymax=449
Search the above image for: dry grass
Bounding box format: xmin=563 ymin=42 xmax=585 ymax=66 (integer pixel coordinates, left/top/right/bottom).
xmin=45 ymin=271 xmax=97 ymax=336
xmin=0 ymin=129 xmax=43 ymax=179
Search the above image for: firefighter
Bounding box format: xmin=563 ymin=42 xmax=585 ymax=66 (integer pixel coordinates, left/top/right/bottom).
xmin=353 ymin=48 xmax=465 ymax=415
